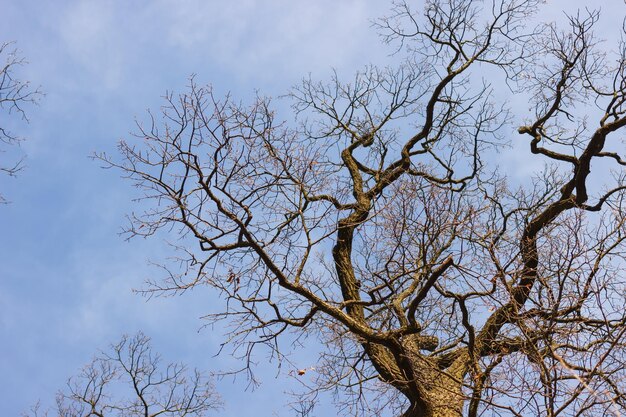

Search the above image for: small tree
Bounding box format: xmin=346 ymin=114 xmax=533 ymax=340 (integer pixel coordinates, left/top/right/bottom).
xmin=100 ymin=1 xmax=626 ymax=416
xmin=0 ymin=41 xmax=41 ymax=202
xmin=25 ymin=333 xmax=221 ymax=417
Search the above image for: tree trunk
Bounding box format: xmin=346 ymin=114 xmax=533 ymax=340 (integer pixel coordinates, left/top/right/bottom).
xmin=402 ymin=351 xmax=466 ymax=417
xmin=401 ymin=390 xmax=464 ymax=417
xmin=401 ymin=400 xmax=463 ymax=417
xmin=419 ymin=379 xmax=464 ymax=417
xmin=366 ymin=341 xmax=467 ymax=417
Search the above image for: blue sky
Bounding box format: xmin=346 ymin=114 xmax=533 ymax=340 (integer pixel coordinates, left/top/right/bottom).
xmin=0 ymin=1 xmax=624 ymax=416
xmin=0 ymin=2 xmax=390 ymax=416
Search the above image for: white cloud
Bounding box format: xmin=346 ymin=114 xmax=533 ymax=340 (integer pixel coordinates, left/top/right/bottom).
xmin=156 ymin=0 xmax=390 ymax=82
xmin=50 ymin=0 xmax=392 ymax=98
xmin=58 ymin=0 xmax=126 ymax=88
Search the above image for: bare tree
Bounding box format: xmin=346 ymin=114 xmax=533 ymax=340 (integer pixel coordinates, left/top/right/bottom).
xmin=25 ymin=333 xmax=221 ymax=417
xmin=99 ymin=1 xmax=626 ymax=416
xmin=0 ymin=41 xmax=41 ymax=202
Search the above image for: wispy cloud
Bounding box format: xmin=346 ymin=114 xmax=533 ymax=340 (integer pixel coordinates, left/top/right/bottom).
xmin=156 ymin=0 xmax=389 ymax=82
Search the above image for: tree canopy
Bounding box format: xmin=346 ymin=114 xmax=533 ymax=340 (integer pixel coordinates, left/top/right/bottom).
xmin=98 ymin=1 xmax=626 ymax=416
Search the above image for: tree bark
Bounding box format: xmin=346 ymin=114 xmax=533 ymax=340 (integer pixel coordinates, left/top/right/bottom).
xmin=417 ymin=365 xmax=465 ymax=417
xmin=366 ymin=340 xmax=466 ymax=417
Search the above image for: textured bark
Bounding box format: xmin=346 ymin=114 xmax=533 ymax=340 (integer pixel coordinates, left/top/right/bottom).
xmin=400 ymin=372 xmax=464 ymax=417
xmin=365 ymin=338 xmax=467 ymax=417
xmin=412 ymin=354 xmax=466 ymax=417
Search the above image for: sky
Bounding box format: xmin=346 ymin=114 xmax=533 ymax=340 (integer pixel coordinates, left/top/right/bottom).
xmin=0 ymin=1 xmax=624 ymax=417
